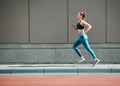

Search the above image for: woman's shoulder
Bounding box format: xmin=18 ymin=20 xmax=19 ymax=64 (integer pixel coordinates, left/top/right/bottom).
xmin=81 ymin=20 xmax=86 ymax=23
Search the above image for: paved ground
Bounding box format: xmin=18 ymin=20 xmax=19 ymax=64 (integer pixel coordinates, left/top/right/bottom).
xmin=0 ymin=64 xmax=120 ymax=86
xmin=0 ymin=74 xmax=120 ymax=86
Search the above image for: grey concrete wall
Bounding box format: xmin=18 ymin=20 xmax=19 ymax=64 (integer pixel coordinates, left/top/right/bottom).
xmin=107 ymin=0 xmax=120 ymax=43
xmin=0 ymin=0 xmax=28 ymax=43
xmin=30 ymin=0 xmax=67 ymax=43
xmin=0 ymin=0 xmax=120 ymax=64
xmin=0 ymin=44 xmax=120 ymax=64
xmin=0 ymin=0 xmax=120 ymax=43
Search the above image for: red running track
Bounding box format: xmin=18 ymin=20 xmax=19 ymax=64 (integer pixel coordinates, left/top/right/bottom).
xmin=0 ymin=74 xmax=120 ymax=86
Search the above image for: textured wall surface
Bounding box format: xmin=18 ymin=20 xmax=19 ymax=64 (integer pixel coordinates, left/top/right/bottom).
xmin=0 ymin=0 xmax=28 ymax=43
xmin=30 ymin=0 xmax=67 ymax=43
xmin=0 ymin=0 xmax=120 ymax=43
xmin=0 ymin=0 xmax=120 ymax=64
xmin=0 ymin=44 xmax=120 ymax=64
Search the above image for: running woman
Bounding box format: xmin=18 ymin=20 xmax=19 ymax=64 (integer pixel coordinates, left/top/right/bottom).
xmin=71 ymin=12 xmax=100 ymax=66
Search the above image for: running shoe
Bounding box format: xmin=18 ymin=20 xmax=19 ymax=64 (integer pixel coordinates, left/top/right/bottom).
xmin=92 ymin=59 xmax=100 ymax=66
xmin=78 ymin=56 xmax=85 ymax=63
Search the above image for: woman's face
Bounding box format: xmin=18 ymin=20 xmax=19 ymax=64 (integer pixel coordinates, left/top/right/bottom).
xmin=77 ymin=12 xmax=82 ymax=20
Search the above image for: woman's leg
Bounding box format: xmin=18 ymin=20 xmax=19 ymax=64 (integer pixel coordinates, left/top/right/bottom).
xmin=82 ymin=36 xmax=96 ymax=59
xmin=73 ymin=37 xmax=82 ymax=57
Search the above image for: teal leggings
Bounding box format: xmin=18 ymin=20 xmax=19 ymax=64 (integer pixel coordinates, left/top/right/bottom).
xmin=73 ymin=32 xmax=96 ymax=59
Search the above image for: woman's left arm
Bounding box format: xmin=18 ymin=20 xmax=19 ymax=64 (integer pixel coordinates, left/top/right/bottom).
xmin=82 ymin=20 xmax=92 ymax=34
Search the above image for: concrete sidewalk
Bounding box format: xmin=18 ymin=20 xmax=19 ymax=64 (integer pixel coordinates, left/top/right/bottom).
xmin=0 ymin=64 xmax=120 ymax=74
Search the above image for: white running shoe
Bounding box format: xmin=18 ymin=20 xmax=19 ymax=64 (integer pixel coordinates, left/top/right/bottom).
xmin=78 ymin=56 xmax=85 ymax=63
xmin=92 ymin=58 xmax=100 ymax=66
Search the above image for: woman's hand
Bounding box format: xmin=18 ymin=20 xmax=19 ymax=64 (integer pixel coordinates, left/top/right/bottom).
xmin=71 ymin=24 xmax=76 ymax=30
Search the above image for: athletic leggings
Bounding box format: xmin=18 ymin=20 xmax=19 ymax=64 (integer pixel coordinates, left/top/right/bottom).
xmin=73 ymin=32 xmax=96 ymax=59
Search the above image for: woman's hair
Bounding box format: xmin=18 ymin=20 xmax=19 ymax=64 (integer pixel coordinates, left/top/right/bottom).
xmin=80 ymin=12 xmax=86 ymax=19
xmin=80 ymin=11 xmax=91 ymax=24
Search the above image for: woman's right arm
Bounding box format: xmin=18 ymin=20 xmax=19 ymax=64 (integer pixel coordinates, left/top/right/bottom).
xmin=71 ymin=24 xmax=77 ymax=31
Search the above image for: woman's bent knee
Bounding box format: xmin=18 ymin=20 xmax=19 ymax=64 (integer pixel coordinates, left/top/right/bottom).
xmin=72 ymin=45 xmax=77 ymax=50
